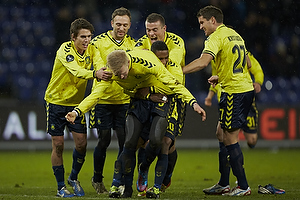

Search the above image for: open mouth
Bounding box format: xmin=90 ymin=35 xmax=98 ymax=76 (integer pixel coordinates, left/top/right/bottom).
xmin=82 ymin=43 xmax=88 ymax=48
xmin=150 ymin=38 xmax=157 ymax=43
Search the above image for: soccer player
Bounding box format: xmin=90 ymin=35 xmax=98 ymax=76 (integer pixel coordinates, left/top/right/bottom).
xmin=135 ymin=41 xmax=185 ymax=198
xmin=204 ymin=52 xmax=264 ymax=149
xmin=65 ymin=49 xmax=206 ymax=198
xmin=135 ymin=13 xmax=187 ymax=196
xmin=44 ymin=18 xmax=107 ymax=197
xmin=182 ymin=5 xmax=254 ymax=196
xmin=88 ymin=7 xmax=136 ymax=194
xmin=135 ymin=13 xmax=186 ymax=68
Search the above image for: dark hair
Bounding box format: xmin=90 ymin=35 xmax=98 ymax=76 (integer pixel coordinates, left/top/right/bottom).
xmin=112 ymin=7 xmax=131 ymax=21
xmin=151 ymin=41 xmax=169 ymax=53
xmin=70 ymin=18 xmax=94 ymax=39
xmin=197 ymin=5 xmax=223 ymax=23
xmin=146 ymin=13 xmax=165 ymax=26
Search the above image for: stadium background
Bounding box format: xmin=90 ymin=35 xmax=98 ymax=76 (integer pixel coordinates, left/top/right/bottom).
xmin=0 ymin=0 xmax=299 ymax=150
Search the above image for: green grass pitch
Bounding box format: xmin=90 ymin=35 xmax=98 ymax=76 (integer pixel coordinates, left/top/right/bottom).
xmin=0 ymin=147 xmax=299 ymax=199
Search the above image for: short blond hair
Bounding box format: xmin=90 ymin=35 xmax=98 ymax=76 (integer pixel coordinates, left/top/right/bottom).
xmin=107 ymin=50 xmax=128 ymax=75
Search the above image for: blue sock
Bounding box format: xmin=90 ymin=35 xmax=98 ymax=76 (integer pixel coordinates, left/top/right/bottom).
xmin=218 ymin=142 xmax=230 ymax=186
xmin=226 ymin=143 xmax=249 ymax=189
xmin=137 ymin=147 xmax=146 ymax=167
xmin=141 ymin=144 xmax=160 ymax=171
xmin=163 ymin=149 xmax=177 ymax=186
xmin=70 ymin=148 xmax=85 ymax=180
xmin=112 ymin=158 xmax=122 ymax=187
xmin=154 ymin=154 xmax=168 ymax=189
xmin=53 ymin=165 xmax=65 ymax=190
xmin=248 ymin=143 xmax=256 ymax=149
xmin=93 ymin=146 xmax=106 ymax=182
xmin=122 ymin=147 xmax=136 ymax=188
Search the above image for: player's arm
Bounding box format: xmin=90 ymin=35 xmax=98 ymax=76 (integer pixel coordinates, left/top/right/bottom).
xmin=182 ymin=53 xmax=213 ymax=74
xmin=169 ymin=46 xmax=185 ymax=67
xmin=153 ymin=65 xmax=206 ymax=121
xmin=134 ymin=87 xmax=167 ymax=103
xmin=205 ymin=89 xmax=216 ymax=107
xmin=248 ymin=53 xmax=264 ymax=93
xmin=208 ymin=75 xmax=219 ymax=88
xmin=65 ymin=80 xmax=112 ymax=124
xmin=91 ymin=44 xmax=113 ymax=81
xmin=167 ymin=60 xmax=184 ymax=84
xmin=60 ymin=57 xmax=95 ymax=79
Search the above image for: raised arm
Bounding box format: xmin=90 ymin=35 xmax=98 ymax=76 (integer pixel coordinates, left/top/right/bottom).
xmin=182 ymin=53 xmax=213 ymax=74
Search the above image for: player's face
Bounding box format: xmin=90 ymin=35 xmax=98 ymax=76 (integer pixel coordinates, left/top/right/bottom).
xmin=72 ymin=29 xmax=92 ymax=54
xmin=154 ymin=50 xmax=169 ymax=66
xmin=198 ymin=16 xmax=214 ymax=36
xmin=115 ymin=61 xmax=129 ymax=79
xmin=146 ymin=21 xmax=166 ymax=44
xmin=111 ymin=15 xmax=131 ymax=40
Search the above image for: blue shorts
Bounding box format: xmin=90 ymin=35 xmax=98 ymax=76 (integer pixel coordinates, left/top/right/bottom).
xmin=219 ymin=90 xmax=254 ymax=130
xmin=165 ymin=96 xmax=186 ymax=142
xmin=175 ymin=97 xmax=187 ymax=137
xmin=241 ymin=96 xmax=258 ymax=133
xmin=138 ymin=95 xmax=183 ymax=143
xmin=128 ymin=97 xmax=173 ymax=124
xmin=89 ymin=103 xmax=129 ymax=130
xmin=45 ymin=102 xmax=87 ymax=136
xmin=129 ymin=96 xmax=174 ymax=142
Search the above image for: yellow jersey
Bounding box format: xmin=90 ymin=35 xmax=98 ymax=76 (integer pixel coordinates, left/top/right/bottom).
xmin=44 ymin=41 xmax=101 ymax=106
xmin=203 ymin=24 xmax=253 ymax=94
xmin=74 ymin=49 xmax=196 ymax=115
xmin=90 ymin=31 xmax=136 ymax=104
xmin=135 ymin=31 xmax=186 ymax=84
xmin=210 ymin=51 xmax=264 ymax=102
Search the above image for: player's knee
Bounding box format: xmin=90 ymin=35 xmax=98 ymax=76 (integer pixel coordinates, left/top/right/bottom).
xmin=247 ymin=140 xmax=257 ymax=149
xmin=97 ymin=129 xmax=111 ymax=149
xmin=75 ymin=139 xmax=87 ymax=154
xmin=125 ymin=141 xmax=138 ymax=149
xmin=54 ymin=144 xmax=64 ymax=158
xmin=161 ymin=137 xmax=172 ymax=153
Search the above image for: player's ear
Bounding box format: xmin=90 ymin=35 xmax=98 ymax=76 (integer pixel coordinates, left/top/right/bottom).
xmin=71 ymin=33 xmax=75 ymax=41
xmin=210 ymin=16 xmax=217 ymax=24
xmin=111 ymin=20 xmax=114 ymax=28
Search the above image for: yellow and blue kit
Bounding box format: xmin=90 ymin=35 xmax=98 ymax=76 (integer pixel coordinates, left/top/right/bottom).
xmin=44 ymin=41 xmax=101 ymax=106
xmin=74 ymin=49 xmax=197 ymax=116
xmin=90 ymin=30 xmax=136 ymax=104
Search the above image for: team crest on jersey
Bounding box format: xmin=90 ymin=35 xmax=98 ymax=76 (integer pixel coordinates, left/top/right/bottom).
xmin=135 ymin=42 xmax=143 ymax=47
xmin=66 ymin=54 xmax=74 ymax=62
xmin=85 ymin=56 xmax=90 ymax=64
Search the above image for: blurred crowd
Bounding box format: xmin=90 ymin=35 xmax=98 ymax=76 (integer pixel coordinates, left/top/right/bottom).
xmin=0 ymin=0 xmax=299 ymax=105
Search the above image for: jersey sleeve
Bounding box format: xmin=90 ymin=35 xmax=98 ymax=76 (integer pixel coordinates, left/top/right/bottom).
xmin=248 ymin=53 xmax=264 ymax=85
xmin=74 ymin=80 xmax=112 ymax=115
xmin=166 ymin=60 xmax=184 ymax=84
xmin=57 ymin=47 xmax=95 ymax=80
xmin=202 ymin=35 xmax=220 ymax=59
xmin=150 ymin=63 xmax=197 ymax=107
xmin=90 ymin=43 xmax=106 ymax=70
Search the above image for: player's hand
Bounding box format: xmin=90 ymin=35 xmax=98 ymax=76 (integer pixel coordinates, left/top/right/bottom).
xmin=208 ymin=75 xmax=219 ymax=87
xmin=204 ymin=97 xmax=212 ymax=107
xmin=193 ymin=103 xmax=206 ymax=121
xmin=65 ymin=112 xmax=76 ymax=124
xmin=95 ymin=67 xmax=112 ymax=81
xmin=136 ymin=87 xmax=150 ymax=98
xmin=253 ymin=82 xmax=261 ymax=93
xmin=150 ymin=93 xmax=168 ymax=103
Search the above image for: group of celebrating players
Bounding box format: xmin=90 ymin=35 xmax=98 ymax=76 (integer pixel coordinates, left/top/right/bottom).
xmin=45 ymin=5 xmax=264 ymax=198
